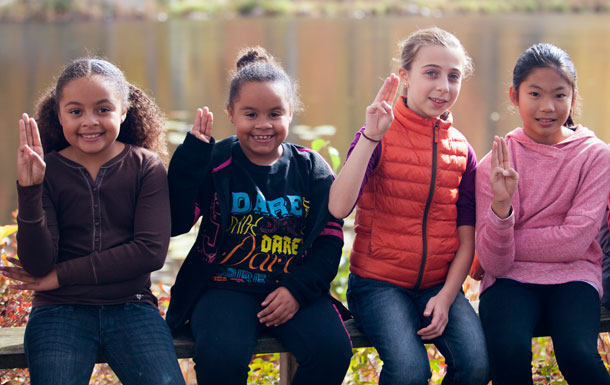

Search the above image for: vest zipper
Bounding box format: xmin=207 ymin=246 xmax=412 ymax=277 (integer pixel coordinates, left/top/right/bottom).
xmin=414 ymin=120 xmax=439 ymax=290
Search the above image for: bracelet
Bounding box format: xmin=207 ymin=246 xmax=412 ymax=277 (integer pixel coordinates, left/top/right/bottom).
xmin=361 ymin=131 xmax=381 ymax=143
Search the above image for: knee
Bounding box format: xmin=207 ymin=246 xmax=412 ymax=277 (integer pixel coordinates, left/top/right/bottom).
xmin=193 ymin=338 xmax=250 ymax=382
xmin=554 ymin=340 xmax=604 ymax=378
xmin=453 ymin=357 xmax=490 ymax=385
xmin=380 ymin=356 xmax=430 ymax=385
xmin=299 ymin=334 xmax=353 ymax=372
xmin=485 ymin=334 xmax=531 ymax=365
xmin=446 ymin=343 xmax=490 ymax=385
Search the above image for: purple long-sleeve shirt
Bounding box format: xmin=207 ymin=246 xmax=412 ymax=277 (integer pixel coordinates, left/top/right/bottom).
xmin=346 ymin=126 xmax=477 ymax=226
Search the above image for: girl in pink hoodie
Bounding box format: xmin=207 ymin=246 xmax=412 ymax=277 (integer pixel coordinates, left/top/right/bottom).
xmin=475 ymin=43 xmax=610 ymax=385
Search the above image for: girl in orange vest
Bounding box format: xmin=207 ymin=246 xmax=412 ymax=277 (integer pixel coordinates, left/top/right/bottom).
xmin=329 ymin=27 xmax=489 ymax=385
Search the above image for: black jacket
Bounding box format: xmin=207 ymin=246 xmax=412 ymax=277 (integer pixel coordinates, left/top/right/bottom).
xmin=165 ymin=134 xmax=347 ymax=333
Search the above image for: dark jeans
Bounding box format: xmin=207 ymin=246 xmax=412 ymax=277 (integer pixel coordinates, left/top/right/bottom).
xmin=24 ymin=302 xmax=185 ymax=385
xmin=347 ymin=274 xmax=489 ymax=385
xmin=189 ymin=288 xmax=352 ymax=385
xmin=480 ymin=278 xmax=610 ymax=385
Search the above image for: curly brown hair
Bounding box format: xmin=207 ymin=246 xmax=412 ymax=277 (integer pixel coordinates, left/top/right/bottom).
xmin=34 ymin=57 xmax=167 ymax=161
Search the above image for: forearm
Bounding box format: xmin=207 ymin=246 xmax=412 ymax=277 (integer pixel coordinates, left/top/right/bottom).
xmin=476 ymin=211 xmax=516 ymax=276
xmin=438 ymin=226 xmax=474 ymax=302
xmin=56 ymin=238 xmax=168 ymax=286
xmin=514 ymin=218 xmax=602 ymax=263
xmin=474 ymin=159 xmax=519 ymax=277
xmin=16 ymin=183 xmax=57 ymax=276
xmin=168 ymin=133 xmax=213 ymax=235
xmin=280 ymin=222 xmax=344 ymax=305
xmin=329 ymin=134 xmax=378 ymax=218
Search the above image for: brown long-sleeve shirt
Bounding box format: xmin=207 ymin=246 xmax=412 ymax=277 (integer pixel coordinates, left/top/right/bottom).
xmin=16 ymin=144 xmax=170 ymax=307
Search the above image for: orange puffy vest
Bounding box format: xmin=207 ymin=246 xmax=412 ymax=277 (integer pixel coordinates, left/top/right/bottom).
xmin=350 ymin=98 xmax=469 ymax=289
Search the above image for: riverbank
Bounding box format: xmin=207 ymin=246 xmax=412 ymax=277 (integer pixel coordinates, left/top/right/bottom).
xmin=1 ymin=0 xmax=610 ymax=22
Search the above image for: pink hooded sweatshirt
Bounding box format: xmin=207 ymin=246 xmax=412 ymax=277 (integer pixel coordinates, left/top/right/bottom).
xmin=475 ymin=125 xmax=610 ymax=297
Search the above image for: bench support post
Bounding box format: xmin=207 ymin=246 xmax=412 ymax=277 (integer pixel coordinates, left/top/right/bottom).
xmin=279 ymin=352 xmax=298 ymax=385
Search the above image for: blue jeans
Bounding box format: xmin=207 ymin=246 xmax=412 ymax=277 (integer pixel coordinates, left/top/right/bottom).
xmin=24 ymin=303 xmax=185 ymax=385
xmin=347 ymin=274 xmax=489 ymax=385
xmin=190 ymin=288 xmax=353 ymax=385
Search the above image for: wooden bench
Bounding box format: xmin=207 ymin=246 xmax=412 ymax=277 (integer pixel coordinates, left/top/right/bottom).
xmin=1 ymin=308 xmax=609 ymax=384
xmin=0 ymin=319 xmax=369 ymax=385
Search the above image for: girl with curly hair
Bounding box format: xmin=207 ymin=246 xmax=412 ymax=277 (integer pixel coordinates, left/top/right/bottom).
xmin=4 ymin=57 xmax=185 ymax=385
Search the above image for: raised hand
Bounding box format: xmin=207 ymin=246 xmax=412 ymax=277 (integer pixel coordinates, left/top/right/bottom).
xmin=17 ymin=113 xmax=46 ymax=186
xmin=489 ymin=136 xmax=519 ymax=218
xmin=364 ymin=73 xmax=400 ymax=141
xmin=190 ymin=107 xmax=213 ymax=143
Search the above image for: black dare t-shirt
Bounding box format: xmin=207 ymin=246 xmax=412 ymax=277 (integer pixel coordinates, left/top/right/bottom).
xmin=210 ymin=143 xmax=311 ymax=293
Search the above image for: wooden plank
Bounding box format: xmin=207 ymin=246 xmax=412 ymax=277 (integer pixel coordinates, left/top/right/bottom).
xmin=0 ymin=327 xmax=27 ymax=369
xmin=345 ymin=318 xmax=371 ymax=348
xmin=172 ymin=329 xmax=290 ymax=358
xmin=601 ymin=306 xmax=610 ymax=333
xmin=0 ymin=322 xmax=353 ymax=369
xmin=279 ymin=353 xmax=298 ymax=385
xmin=1 ymin=308 xmax=608 ymax=371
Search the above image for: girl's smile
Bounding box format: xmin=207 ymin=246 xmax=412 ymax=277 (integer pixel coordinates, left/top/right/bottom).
xmin=429 ymin=97 xmax=449 ymax=108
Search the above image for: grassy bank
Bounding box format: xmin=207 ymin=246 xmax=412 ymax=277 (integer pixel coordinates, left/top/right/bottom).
xmin=1 ymin=0 xmax=610 ymax=22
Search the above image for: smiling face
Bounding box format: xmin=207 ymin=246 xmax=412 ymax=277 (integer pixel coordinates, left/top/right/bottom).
xmin=399 ymin=45 xmax=465 ymax=119
xmin=510 ymin=66 xmax=576 ymax=145
xmin=57 ymin=75 xmax=126 ymax=163
xmin=228 ymin=80 xmax=293 ymax=165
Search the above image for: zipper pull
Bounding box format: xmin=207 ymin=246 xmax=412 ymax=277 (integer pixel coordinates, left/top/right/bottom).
xmin=433 ymin=121 xmax=439 ymax=143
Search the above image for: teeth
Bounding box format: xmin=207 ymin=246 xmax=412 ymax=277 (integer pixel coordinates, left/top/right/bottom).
xmin=254 ymin=135 xmax=272 ymax=140
xmin=81 ymin=133 xmax=101 ymax=138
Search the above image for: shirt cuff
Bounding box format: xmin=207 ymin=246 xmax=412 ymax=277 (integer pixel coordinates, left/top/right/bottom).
xmin=486 ymin=205 xmax=514 ymax=243
xmin=16 ymin=181 xmax=44 ymax=222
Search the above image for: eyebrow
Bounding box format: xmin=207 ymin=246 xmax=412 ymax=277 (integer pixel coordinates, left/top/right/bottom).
xmin=239 ymin=105 xmax=286 ymax=111
xmin=63 ymin=99 xmax=116 ymax=108
xmin=526 ymin=84 xmax=568 ymax=91
xmin=421 ymin=64 xmax=462 ymax=73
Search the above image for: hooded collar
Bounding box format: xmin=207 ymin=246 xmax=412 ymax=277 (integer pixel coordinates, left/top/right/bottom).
xmin=506 ymin=125 xmax=596 ymax=158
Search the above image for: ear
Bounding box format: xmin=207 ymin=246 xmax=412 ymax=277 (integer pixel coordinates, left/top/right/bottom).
xmin=398 ymin=67 xmax=409 ymax=88
xmin=571 ymin=89 xmax=578 ymax=108
xmin=509 ymin=86 xmax=519 ymax=107
xmin=120 ymin=107 xmax=127 ymax=124
xmin=227 ymin=105 xmax=234 ymax=124
xmin=288 ymin=107 xmax=294 ymax=123
xmin=57 ymin=112 xmax=64 ymax=126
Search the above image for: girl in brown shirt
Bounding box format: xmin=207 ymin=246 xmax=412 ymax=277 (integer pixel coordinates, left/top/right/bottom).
xmin=3 ymin=58 xmax=185 ymax=385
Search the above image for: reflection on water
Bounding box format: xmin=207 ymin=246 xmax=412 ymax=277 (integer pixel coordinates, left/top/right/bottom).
xmin=2 ymin=14 xmax=610 ymax=279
